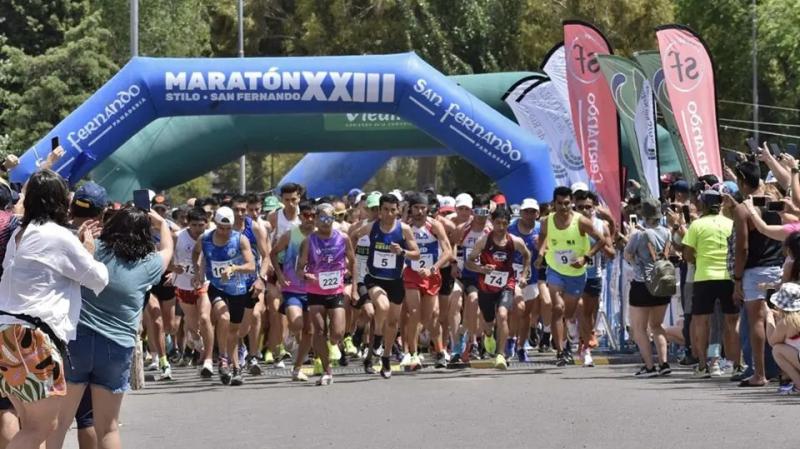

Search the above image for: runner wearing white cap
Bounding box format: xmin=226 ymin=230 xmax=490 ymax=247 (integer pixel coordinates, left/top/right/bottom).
xmin=509 ymin=198 xmax=542 ymax=362
xmin=192 ymin=206 xmax=257 ymax=385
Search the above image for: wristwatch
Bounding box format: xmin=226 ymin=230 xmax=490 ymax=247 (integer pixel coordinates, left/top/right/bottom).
xmin=399 ymin=249 xmax=406 ymax=258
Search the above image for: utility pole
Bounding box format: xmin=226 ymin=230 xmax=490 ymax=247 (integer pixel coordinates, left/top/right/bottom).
xmin=130 ymin=0 xmax=138 ymax=57
xmin=238 ymin=0 xmax=246 ymax=194
xmin=752 ymin=0 xmax=759 ymax=143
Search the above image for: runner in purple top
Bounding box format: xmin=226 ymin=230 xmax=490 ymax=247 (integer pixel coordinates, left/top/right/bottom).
xmin=298 ymin=203 xmax=356 ymax=386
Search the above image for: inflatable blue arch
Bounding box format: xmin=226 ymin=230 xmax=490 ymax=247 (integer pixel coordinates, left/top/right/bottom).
xmin=10 ymin=53 xmax=556 ymax=202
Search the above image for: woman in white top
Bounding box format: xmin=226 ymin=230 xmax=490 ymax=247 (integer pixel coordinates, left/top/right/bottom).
xmin=0 ymin=169 xmax=108 ymax=448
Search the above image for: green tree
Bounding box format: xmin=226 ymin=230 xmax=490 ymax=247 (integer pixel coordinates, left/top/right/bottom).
xmin=0 ymin=0 xmax=86 ymax=55
xmin=0 ymin=12 xmax=118 ymax=155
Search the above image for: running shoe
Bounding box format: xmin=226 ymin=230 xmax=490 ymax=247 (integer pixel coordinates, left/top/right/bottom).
xmin=494 ymin=354 xmax=508 ymax=370
xmin=634 ymin=366 xmax=658 ymax=378
xmin=693 ymin=365 xmax=711 ymax=379
xmin=434 ymin=352 xmax=447 ymax=369
xmin=380 ymin=357 xmax=392 ymax=379
xmin=409 ymin=354 xmax=422 ymax=371
xmin=658 ymin=363 xmax=672 ymax=376
xmin=777 ymin=383 xmax=797 ymax=395
xmin=678 ymin=353 xmax=699 ymax=366
xmin=729 ymin=365 xmax=747 ymax=382
xmin=562 ymin=345 xmax=574 ymax=364
xmin=313 ymin=358 xmax=323 ymax=376
xmin=145 ymin=360 xmax=159 ymax=372
xmin=364 ymin=351 xmax=377 ymax=375
xmin=528 ymin=327 xmax=539 ymax=348
xmin=483 ymin=335 xmax=497 ymax=357
xmin=538 ymin=332 xmax=552 ymax=353
xmin=230 ymin=367 xmax=243 ymax=386
xmin=343 ymin=336 xmax=358 ymax=356
xmin=168 ymin=348 xmax=182 ymax=364
xmin=219 ymin=357 xmax=232 ymax=385
xmin=339 ymin=350 xmax=349 ymax=367
xmin=709 ymin=361 xmax=723 ymax=377
xmin=555 ymin=352 xmax=568 ymax=367
xmin=200 ymin=360 xmax=214 ymax=378
xmin=275 ymin=359 xmax=286 ymax=369
xmin=517 ymin=348 xmax=529 ymax=363
xmin=159 ymin=364 xmax=173 ymax=381
xmin=264 ymin=350 xmax=275 ymax=365
xmin=329 ymin=342 xmax=342 ymax=364
xmin=583 ymin=350 xmax=594 ymax=367
xmin=247 ymin=356 xmax=262 ymax=376
xmin=237 ymin=345 xmax=247 ymax=368
xmin=316 ymin=373 xmax=333 ymax=386
xmin=504 ymin=337 xmax=516 ymax=359
xmin=292 ymin=369 xmax=308 ymax=381
xmin=399 ymin=352 xmax=412 ymax=368
xmin=279 ymin=345 xmax=292 ymax=361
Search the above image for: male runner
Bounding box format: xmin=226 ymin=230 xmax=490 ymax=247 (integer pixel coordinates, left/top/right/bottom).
xmin=402 ymin=192 xmax=453 ymax=369
xmin=353 ymin=194 xmax=420 ymax=378
xmin=297 ymin=203 xmax=356 ymax=385
xmin=574 ymin=190 xmax=615 ymax=367
xmin=346 ymin=192 xmax=381 ymax=357
xmin=509 ymin=198 xmax=541 ymax=362
xmin=467 ymin=207 xmax=531 ymax=370
xmin=538 ymin=186 xmax=608 ymax=366
xmin=265 ymin=183 xmax=302 ymax=367
xmin=231 ymin=195 xmax=271 ymax=375
xmin=192 ymin=206 xmax=256 ymax=385
xmin=172 ymin=208 xmax=215 ymax=377
xmin=451 ymin=194 xmax=492 ymax=363
xmin=432 ymin=196 xmax=457 ymax=366
xmin=270 ymin=201 xmax=316 ymax=381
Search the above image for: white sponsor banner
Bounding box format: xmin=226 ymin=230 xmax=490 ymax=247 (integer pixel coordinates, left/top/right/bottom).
xmin=507 ymin=80 xmax=589 ymax=188
xmin=542 ymin=44 xmax=569 ymax=105
xmin=636 ymin=80 xmax=660 ymax=199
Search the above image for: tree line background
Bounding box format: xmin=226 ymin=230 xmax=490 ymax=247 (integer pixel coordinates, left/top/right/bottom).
xmin=1 ymin=0 xmax=798 ymax=200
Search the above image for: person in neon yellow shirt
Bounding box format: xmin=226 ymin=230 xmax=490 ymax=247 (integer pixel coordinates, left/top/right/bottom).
xmin=537 ymin=186 xmax=608 ymax=367
xmin=682 ymin=189 xmax=740 ymax=379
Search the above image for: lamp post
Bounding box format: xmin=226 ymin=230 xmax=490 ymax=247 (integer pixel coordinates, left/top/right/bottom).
xmin=238 ymin=0 xmax=246 ymax=194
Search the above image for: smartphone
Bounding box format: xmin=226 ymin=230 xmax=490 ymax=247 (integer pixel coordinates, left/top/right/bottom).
xmin=670 ymin=203 xmax=680 ymax=213
xmin=767 ymin=201 xmax=785 ymax=212
xmin=628 ymin=214 xmax=638 ymax=227
xmin=724 ymin=151 xmax=739 ymax=165
xmin=51 ymin=136 xmax=59 ymax=150
xmin=752 ymin=196 xmax=767 ymax=207
xmin=746 ymin=137 xmax=760 ymax=154
xmin=133 ymin=189 xmax=150 ymax=211
xmin=681 ymin=205 xmax=691 ymax=224
xmin=787 ymin=143 xmax=799 ymax=157
xmin=769 ymin=143 xmax=782 ymax=157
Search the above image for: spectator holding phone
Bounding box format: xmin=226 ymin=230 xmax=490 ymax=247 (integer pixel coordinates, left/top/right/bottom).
xmin=733 ymin=160 xmax=784 ymax=387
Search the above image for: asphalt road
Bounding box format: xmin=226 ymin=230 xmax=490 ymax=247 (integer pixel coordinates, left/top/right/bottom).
xmin=62 ymin=357 xmax=798 ymax=449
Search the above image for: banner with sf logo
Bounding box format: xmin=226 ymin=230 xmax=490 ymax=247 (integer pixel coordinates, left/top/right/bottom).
xmin=656 ymin=25 xmax=722 ymax=180
xmin=563 ymin=20 xmax=621 ymax=223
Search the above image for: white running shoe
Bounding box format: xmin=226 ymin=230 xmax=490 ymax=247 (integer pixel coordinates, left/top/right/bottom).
xmin=709 ymin=361 xmax=723 ymax=377
xmin=292 ymin=369 xmax=308 ymax=381
xmin=399 ymin=352 xmax=412 ymax=367
xmin=316 ymin=373 xmax=333 ymax=386
xmin=159 ymin=364 xmax=173 ymax=381
xmin=275 ymin=360 xmax=286 ymax=369
xmin=583 ymin=350 xmax=594 ymax=367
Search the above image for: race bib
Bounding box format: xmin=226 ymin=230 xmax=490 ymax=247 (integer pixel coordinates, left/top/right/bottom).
xmin=411 ymin=254 xmax=435 ymax=272
xmin=181 ymin=263 xmax=195 ymax=275
xmin=554 ymin=249 xmax=575 ymax=266
xmin=210 ymin=260 xmax=233 ymax=279
xmin=513 ymin=263 xmax=525 ymax=280
xmin=456 ymin=256 xmax=465 ymax=271
xmin=318 ymin=270 xmax=343 ymax=290
xmin=485 ymin=270 xmax=509 ymax=288
xmin=373 ymin=251 xmax=396 ymax=270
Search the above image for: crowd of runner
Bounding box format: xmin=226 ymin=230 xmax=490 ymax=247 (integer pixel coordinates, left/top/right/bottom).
xmin=0 ymin=141 xmax=799 ymax=449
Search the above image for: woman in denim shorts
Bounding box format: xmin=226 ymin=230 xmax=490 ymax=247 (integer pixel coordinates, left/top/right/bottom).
xmin=48 ymin=207 xmax=172 ymax=449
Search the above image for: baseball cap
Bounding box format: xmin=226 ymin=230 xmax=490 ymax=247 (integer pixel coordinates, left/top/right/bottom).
xmin=720 ymin=181 xmax=739 ymax=196
xmin=366 ymin=191 xmax=381 ymax=208
xmin=492 ymin=194 xmax=507 ymax=206
xmin=262 ymin=195 xmax=281 ymax=212
xmin=389 ymin=189 xmax=403 ymax=202
xmin=700 ymin=189 xmax=721 ymax=205
xmin=671 ymin=180 xmax=690 ymax=193
xmin=640 ymin=197 xmax=662 ymax=220
xmin=214 ymin=206 xmax=235 ymax=225
xmin=439 ymin=196 xmax=456 ymax=213
xmin=520 ymin=198 xmax=540 ymax=211
xmin=571 ymin=182 xmax=589 ymax=194
xmin=348 ymin=188 xmax=363 ymax=198
xmin=73 ymin=182 xmax=107 ymax=210
xmin=454 ymin=193 xmax=473 ymax=209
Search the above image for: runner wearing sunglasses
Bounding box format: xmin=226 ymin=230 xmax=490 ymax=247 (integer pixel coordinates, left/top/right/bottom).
xmin=297 ymin=204 xmax=356 ymax=385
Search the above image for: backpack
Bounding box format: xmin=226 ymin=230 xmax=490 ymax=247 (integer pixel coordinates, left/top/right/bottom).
xmin=644 ymin=229 xmax=676 ymax=297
